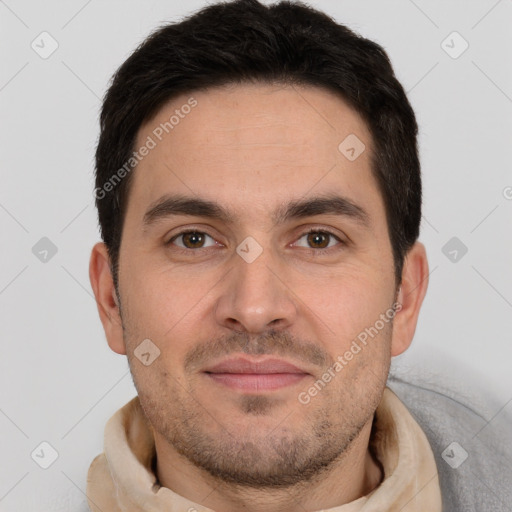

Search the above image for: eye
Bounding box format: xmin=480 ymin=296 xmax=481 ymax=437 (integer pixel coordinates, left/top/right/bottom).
xmin=168 ymin=230 xmax=217 ymax=249
xmin=294 ymin=229 xmax=343 ymax=250
xmin=166 ymin=228 xmax=345 ymax=254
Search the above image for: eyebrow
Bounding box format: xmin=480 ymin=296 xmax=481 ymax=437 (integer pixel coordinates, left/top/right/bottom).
xmin=142 ymin=193 xmax=370 ymax=230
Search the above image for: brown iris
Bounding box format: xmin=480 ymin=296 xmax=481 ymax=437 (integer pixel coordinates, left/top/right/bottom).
xmin=307 ymin=232 xmax=330 ymax=249
xmin=182 ymin=232 xmax=206 ymax=248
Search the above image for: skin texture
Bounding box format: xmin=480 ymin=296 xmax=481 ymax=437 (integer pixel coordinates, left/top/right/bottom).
xmin=90 ymin=82 xmax=429 ymax=512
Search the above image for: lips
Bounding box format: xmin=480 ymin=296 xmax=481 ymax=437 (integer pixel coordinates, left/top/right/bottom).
xmin=204 ymin=356 xmax=307 ymax=375
xmin=203 ymin=356 xmax=310 ymax=392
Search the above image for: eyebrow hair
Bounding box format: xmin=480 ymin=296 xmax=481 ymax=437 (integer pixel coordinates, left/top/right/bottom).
xmin=142 ymin=193 xmax=370 ymax=229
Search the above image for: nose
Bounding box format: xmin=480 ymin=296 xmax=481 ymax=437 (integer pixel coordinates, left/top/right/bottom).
xmin=214 ymin=245 xmax=298 ymax=334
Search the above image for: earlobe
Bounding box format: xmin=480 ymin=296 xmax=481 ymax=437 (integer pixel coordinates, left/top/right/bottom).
xmin=89 ymin=242 xmax=127 ymax=355
xmin=390 ymin=242 xmax=429 ymax=357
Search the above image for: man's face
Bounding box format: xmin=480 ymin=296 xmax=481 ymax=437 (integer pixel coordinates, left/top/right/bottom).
xmin=115 ymin=83 xmax=399 ymax=486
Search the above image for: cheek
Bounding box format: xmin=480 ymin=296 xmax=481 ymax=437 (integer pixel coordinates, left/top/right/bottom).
xmin=122 ymin=263 xmax=207 ymax=332
xmin=119 ymin=265 xmax=221 ymax=377
xmin=294 ymin=266 xmax=393 ymax=338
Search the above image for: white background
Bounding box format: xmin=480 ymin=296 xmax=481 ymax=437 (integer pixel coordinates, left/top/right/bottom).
xmin=1 ymin=0 xmax=511 ymax=510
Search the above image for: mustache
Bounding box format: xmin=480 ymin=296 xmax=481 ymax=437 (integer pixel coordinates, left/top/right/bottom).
xmin=183 ymin=329 xmax=330 ymax=374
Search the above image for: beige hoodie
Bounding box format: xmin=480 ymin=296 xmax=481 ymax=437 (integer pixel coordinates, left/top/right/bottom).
xmin=86 ymin=387 xmax=442 ymax=511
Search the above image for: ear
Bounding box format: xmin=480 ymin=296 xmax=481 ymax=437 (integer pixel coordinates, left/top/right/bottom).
xmin=390 ymin=241 xmax=429 ymax=357
xmin=89 ymin=242 xmax=126 ymax=355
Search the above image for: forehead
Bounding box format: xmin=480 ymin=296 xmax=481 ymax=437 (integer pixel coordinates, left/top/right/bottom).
xmin=126 ymin=82 xmax=382 ymax=227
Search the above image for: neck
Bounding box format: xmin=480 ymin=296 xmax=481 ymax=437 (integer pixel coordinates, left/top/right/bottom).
xmin=154 ymin=418 xmax=383 ymax=512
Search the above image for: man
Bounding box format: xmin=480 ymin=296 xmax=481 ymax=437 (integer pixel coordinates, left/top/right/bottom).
xmin=87 ymin=0 xmax=511 ymax=510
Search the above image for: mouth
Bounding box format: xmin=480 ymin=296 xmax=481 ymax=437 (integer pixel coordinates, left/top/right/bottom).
xmin=203 ymin=356 xmax=311 ymax=392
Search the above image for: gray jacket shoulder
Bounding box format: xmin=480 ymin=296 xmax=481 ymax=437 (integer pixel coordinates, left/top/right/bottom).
xmin=387 ymin=371 xmax=512 ymax=512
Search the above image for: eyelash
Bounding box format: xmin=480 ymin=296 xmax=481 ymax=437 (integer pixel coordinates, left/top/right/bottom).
xmin=165 ymin=228 xmax=346 ymax=255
